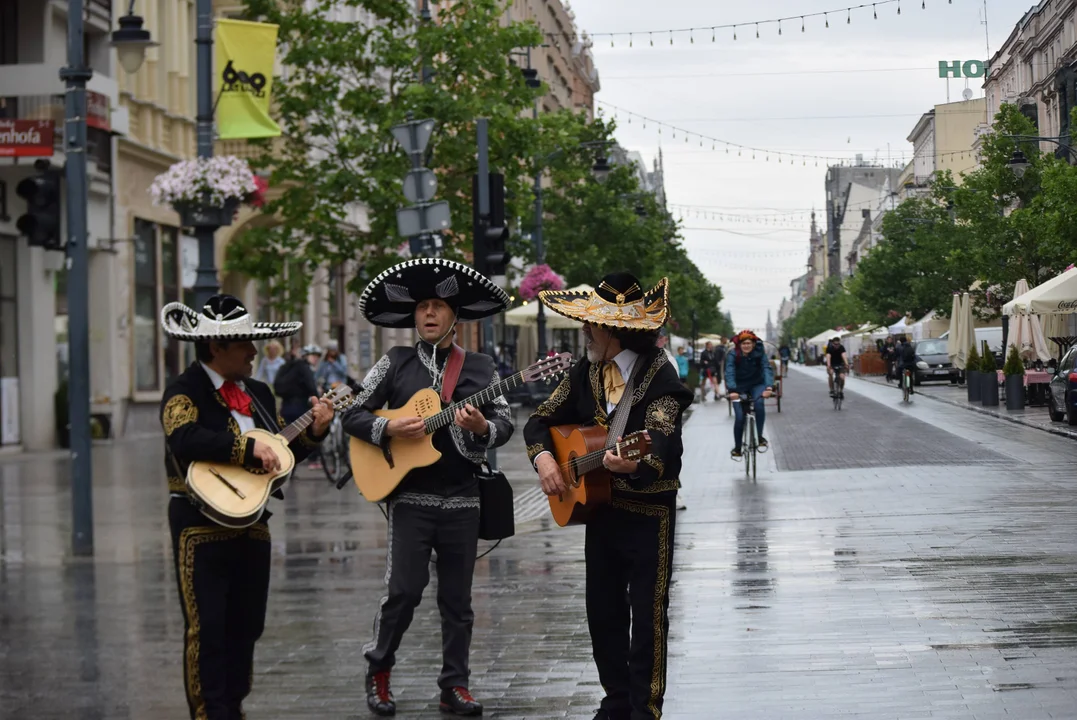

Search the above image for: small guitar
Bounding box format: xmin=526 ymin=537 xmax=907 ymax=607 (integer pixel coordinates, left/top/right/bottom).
xmin=546 ymin=427 xmax=651 ymax=527
xmin=187 ymin=385 xmax=354 ymax=528
xmin=350 ymin=353 xmax=573 ymax=502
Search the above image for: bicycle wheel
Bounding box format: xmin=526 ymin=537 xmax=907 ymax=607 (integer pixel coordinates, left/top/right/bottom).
xmin=744 ymin=417 xmax=754 ymax=478
xmin=748 ymin=421 xmax=758 ymax=480
xmin=321 ymin=422 xmax=342 ymax=482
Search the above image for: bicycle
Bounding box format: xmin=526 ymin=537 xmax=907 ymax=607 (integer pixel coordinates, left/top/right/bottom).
xmin=831 ymin=367 xmax=846 ymax=411
xmin=319 ymin=412 xmax=347 ymax=483
xmin=901 ymin=368 xmax=913 ymax=404
xmin=723 ymin=394 xmax=765 ymax=480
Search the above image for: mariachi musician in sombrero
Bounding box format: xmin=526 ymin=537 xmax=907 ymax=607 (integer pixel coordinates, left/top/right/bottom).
xmin=158 ymin=294 xmax=335 ymax=720
xmin=523 ymin=273 xmax=693 ymax=720
xmin=341 ymin=258 xmax=514 ymax=717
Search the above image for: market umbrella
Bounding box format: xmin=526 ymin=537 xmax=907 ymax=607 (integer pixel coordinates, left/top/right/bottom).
xmin=1041 ymin=313 xmax=1069 ymax=360
xmin=1008 ymin=279 xmax=1052 ymax=362
xmin=957 ymin=292 xmax=976 ymax=370
xmin=946 ymin=294 xmax=962 ymax=367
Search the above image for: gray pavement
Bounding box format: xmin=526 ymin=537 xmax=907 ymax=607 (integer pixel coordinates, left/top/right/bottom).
xmin=1 ymin=368 xmax=1076 ymax=719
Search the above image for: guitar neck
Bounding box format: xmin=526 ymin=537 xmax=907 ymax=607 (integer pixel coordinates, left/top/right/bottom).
xmin=424 ymin=371 xmax=524 ymax=433
xmin=280 ymin=409 xmax=315 ymax=443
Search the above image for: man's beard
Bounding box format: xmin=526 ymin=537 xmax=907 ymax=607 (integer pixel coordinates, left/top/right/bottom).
xmin=586 ymin=345 xmax=603 ymax=363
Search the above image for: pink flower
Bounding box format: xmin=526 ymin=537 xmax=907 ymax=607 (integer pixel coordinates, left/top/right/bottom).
xmin=519 ymin=264 xmax=564 ymax=300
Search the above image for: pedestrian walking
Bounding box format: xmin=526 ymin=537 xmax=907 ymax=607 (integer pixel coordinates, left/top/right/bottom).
xmin=253 ymin=339 xmax=285 ymax=389
xmin=342 ymin=259 xmax=514 ymax=717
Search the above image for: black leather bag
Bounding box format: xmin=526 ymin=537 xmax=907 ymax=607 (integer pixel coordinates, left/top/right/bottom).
xmin=477 ymin=464 xmax=515 ymax=541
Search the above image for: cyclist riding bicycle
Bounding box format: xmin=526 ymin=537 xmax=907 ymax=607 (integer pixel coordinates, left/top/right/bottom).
xmin=895 ymin=334 xmax=916 ymax=394
xmin=725 ymin=330 xmax=775 ymax=459
xmin=824 ymin=337 xmax=848 ymax=398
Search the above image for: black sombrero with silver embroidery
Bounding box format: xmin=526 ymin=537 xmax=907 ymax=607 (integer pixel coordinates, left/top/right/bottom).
xmin=161 ymin=294 xmax=302 ymax=342
xmin=358 ymin=258 xmax=510 ymax=328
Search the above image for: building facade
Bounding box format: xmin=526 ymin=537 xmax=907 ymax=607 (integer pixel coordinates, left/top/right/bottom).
xmin=984 ymin=1 xmax=1077 ymax=150
xmin=824 ymin=158 xmax=902 ymax=280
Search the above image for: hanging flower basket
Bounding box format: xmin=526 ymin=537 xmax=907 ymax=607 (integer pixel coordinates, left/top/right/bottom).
xmin=150 ymin=155 xmax=260 ymax=228
xmin=519 ymin=264 xmax=564 ymax=300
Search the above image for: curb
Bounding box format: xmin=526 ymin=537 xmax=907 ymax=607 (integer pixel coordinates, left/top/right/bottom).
xmin=861 ymin=376 xmax=1077 ymax=443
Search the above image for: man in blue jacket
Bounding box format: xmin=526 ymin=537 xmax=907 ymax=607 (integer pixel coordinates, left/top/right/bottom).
xmin=725 ymin=330 xmax=775 ymax=459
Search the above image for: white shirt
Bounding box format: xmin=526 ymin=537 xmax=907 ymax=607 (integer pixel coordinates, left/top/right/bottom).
xmin=201 ymin=362 xmax=256 ymax=434
xmin=606 ymin=348 xmax=639 ymax=414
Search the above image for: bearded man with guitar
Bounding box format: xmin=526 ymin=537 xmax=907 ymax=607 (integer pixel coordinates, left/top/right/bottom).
xmin=524 ymin=272 xmax=693 ymax=720
xmin=159 ymin=294 xmax=335 ymax=720
xmin=342 ymin=258 xmax=518 ymax=717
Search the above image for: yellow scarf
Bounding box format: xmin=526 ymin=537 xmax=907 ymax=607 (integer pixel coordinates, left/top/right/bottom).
xmin=603 ymin=362 xmax=625 ymax=405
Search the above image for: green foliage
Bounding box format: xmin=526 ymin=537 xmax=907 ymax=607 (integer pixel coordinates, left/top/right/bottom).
xmin=967 ymin=343 xmax=980 ymax=370
xmin=980 ymin=341 xmax=997 ymax=372
xmin=1003 ymin=343 xmax=1024 ymax=376
xmin=785 ymin=277 xmax=870 ymax=340
xmin=227 ymin=0 xmax=728 ymax=332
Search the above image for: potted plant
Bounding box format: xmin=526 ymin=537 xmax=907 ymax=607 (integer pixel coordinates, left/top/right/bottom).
xmin=149 ymin=155 xmax=261 ymax=228
xmin=966 ymin=344 xmax=981 ymax=402
xmin=980 ymin=340 xmax=999 ymax=406
xmin=1003 ymin=345 xmax=1025 ymax=411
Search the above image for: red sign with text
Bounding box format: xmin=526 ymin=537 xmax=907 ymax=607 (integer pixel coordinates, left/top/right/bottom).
xmin=0 ymin=120 xmax=55 ymax=157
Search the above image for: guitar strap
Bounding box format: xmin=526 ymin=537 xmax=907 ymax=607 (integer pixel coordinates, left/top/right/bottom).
xmin=605 ymin=359 xmax=637 ymax=450
xmin=440 ymin=344 xmax=467 ymax=404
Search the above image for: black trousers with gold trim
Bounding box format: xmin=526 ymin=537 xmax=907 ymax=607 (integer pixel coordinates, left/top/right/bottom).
xmin=169 ymin=498 xmax=271 ymax=720
xmin=585 ymin=497 xmax=676 ymax=720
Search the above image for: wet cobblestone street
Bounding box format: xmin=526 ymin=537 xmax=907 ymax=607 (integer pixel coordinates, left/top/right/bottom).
xmin=1 ymin=365 xmax=1076 ymax=719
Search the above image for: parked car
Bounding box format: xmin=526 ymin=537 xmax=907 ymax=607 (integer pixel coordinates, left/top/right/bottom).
xmin=911 ymin=338 xmax=960 ymax=385
xmin=938 ymin=326 xmax=1005 ymax=367
xmin=1047 ymin=346 xmax=1077 ymax=426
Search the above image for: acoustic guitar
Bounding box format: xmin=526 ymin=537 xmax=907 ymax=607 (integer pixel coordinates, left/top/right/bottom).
xmin=187 ymin=385 xmax=354 ymax=528
xmin=546 ymin=427 xmax=651 ymax=527
xmin=350 ymin=353 xmax=573 ymax=502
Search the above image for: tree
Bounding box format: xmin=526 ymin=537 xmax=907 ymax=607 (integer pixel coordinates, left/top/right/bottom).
xmin=541 ymin=160 xmax=728 ymax=335
xmin=228 ymin=0 xmax=575 ymax=311
xmin=785 ymin=277 xmax=869 ymax=340
xmin=849 ymin=172 xmax=975 ymax=323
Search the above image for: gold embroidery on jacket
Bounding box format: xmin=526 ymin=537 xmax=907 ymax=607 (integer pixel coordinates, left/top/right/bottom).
xmin=163 ymin=395 xmax=199 ymax=435
xmin=645 ymin=396 xmax=680 ymax=436
xmin=534 ymin=375 xmax=571 ymax=417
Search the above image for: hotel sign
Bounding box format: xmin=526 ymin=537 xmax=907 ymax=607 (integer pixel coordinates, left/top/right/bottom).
xmin=0 ymin=120 xmax=55 ymax=157
xmin=939 ymin=60 xmax=986 ymax=79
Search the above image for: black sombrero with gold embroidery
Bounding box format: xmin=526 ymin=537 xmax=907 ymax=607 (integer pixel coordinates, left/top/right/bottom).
xmin=358 ymin=258 xmax=510 ymax=329
xmin=538 ymin=272 xmax=669 ymax=331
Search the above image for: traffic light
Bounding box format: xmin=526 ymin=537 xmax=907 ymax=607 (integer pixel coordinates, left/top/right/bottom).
xmin=472 ymin=173 xmax=510 ymax=277
xmin=15 ymin=159 xmax=62 ymax=250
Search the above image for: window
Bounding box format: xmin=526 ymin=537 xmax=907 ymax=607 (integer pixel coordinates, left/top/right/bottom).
xmin=0 ymin=235 xmax=16 ymax=379
xmin=133 ymin=218 xmax=191 ymax=393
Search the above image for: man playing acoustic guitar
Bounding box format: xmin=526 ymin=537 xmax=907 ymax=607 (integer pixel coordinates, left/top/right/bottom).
xmin=523 ymin=273 xmax=693 ymax=720
xmin=159 ymin=295 xmax=334 ymax=720
xmin=342 ymin=258 xmax=514 ymax=717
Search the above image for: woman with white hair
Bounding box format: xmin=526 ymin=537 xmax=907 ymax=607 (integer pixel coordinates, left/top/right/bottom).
xmin=253 ymin=339 xmax=285 ymax=387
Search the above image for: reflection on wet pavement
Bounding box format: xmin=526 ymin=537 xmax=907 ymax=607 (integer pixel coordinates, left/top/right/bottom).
xmin=1 ymin=368 xmax=1076 ymax=718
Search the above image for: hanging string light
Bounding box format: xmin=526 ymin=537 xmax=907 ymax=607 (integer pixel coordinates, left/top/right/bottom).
xmin=569 ymin=0 xmax=930 ymax=47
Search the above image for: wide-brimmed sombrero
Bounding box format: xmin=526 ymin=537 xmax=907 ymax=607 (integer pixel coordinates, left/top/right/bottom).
xmin=161 ymin=294 xmax=302 ymax=342
xmin=358 ymin=258 xmax=510 ymax=328
xmin=538 ymin=272 xmax=669 ymax=331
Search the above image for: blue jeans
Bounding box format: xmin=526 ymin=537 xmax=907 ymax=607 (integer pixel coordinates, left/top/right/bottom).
xmin=732 ymin=384 xmax=767 ymax=451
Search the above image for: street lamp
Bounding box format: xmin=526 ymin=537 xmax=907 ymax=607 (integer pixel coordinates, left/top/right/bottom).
xmin=592 ymin=154 xmax=611 ymax=183
xmin=110 ymin=2 xmax=157 ymax=75
xmin=1008 ymin=149 xmax=1031 ymax=179
xmin=64 ymin=0 xmax=153 ymax=556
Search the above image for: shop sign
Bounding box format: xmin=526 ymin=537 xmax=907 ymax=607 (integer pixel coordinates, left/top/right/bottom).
xmin=87 ymin=91 xmax=110 ymax=132
xmin=0 ymin=120 xmax=55 ymax=157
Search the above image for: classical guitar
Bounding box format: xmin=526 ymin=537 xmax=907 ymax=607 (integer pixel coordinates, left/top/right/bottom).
xmin=546 ymin=427 xmax=651 ymax=527
xmin=350 ymin=353 xmax=573 ymax=502
xmin=187 ymin=385 xmax=354 ymax=528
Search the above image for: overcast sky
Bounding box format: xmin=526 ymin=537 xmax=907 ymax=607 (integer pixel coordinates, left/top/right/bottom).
xmin=569 ymin=0 xmax=1031 ymax=334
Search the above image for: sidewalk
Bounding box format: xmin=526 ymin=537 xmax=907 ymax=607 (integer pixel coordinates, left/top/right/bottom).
xmin=857 ymin=372 xmax=1077 ymax=441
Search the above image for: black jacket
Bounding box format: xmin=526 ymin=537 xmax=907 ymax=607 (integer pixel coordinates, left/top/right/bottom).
xmin=341 ymin=344 xmax=514 ymax=499
xmin=523 ymin=348 xmax=693 ymax=506
xmin=275 ymin=357 xmax=318 ymax=407
xmin=160 ymin=362 xmax=323 ymax=503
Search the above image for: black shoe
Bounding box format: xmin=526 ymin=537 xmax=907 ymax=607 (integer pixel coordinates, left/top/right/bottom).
xmin=440 ymin=687 xmax=482 ymax=716
xmin=757 ymin=437 xmax=769 ymax=452
xmin=593 ymin=710 xmax=630 ymax=720
xmin=366 ymin=670 xmax=396 ymax=716
xmin=731 ymin=448 xmax=743 ymax=459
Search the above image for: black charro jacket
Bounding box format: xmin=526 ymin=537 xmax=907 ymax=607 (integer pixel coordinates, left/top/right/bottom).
xmin=160 ymin=361 xmax=323 ymax=501
xmin=523 ymin=347 xmax=693 ymax=507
